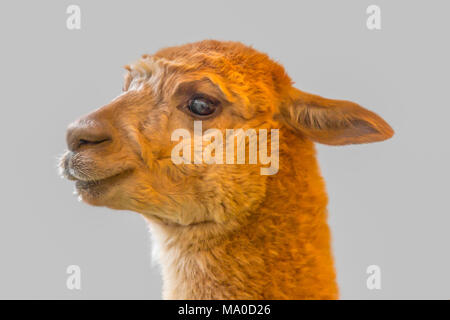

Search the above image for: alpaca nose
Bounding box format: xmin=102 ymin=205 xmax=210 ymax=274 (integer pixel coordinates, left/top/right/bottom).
xmin=66 ymin=114 xmax=112 ymax=152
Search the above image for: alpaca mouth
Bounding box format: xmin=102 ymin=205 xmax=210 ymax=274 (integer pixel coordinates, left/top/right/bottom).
xmin=75 ymin=172 xmax=122 ymax=190
xmin=59 ymin=151 xmax=133 ymax=197
xmin=73 ymin=170 xmax=132 ymax=198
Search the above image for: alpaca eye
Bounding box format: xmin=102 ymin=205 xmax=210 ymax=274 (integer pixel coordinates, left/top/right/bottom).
xmin=188 ymin=98 xmax=215 ymax=116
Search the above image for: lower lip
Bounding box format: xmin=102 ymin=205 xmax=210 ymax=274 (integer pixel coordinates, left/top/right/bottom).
xmin=76 ymin=179 xmax=104 ymax=190
xmin=74 ymin=171 xmax=130 ymax=195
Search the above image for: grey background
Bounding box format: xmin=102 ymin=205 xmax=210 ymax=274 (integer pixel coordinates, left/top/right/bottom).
xmin=0 ymin=0 xmax=448 ymax=299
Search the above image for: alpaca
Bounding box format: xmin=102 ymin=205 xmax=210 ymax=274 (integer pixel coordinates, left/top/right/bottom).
xmin=59 ymin=40 xmax=393 ymax=299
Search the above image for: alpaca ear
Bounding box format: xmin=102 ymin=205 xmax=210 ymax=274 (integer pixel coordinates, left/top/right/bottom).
xmin=278 ymin=88 xmax=394 ymax=145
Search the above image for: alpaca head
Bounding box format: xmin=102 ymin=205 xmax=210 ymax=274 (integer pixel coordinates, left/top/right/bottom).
xmin=59 ymin=40 xmax=393 ymax=226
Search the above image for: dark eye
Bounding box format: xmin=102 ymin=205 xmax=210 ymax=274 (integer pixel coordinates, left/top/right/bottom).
xmin=188 ymin=98 xmax=216 ymax=116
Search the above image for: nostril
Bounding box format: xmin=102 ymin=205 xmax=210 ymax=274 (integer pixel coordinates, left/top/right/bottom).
xmin=78 ymin=138 xmax=110 ymax=148
xmin=66 ymin=117 xmax=113 ymax=152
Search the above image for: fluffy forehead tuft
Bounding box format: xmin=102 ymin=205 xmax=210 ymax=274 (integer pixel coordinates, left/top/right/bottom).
xmin=123 ymin=56 xmax=189 ymax=92
xmin=123 ymin=40 xmax=293 ymax=94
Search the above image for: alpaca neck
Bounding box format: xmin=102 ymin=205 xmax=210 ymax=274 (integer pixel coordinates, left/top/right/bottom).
xmin=149 ymin=137 xmax=338 ymax=299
